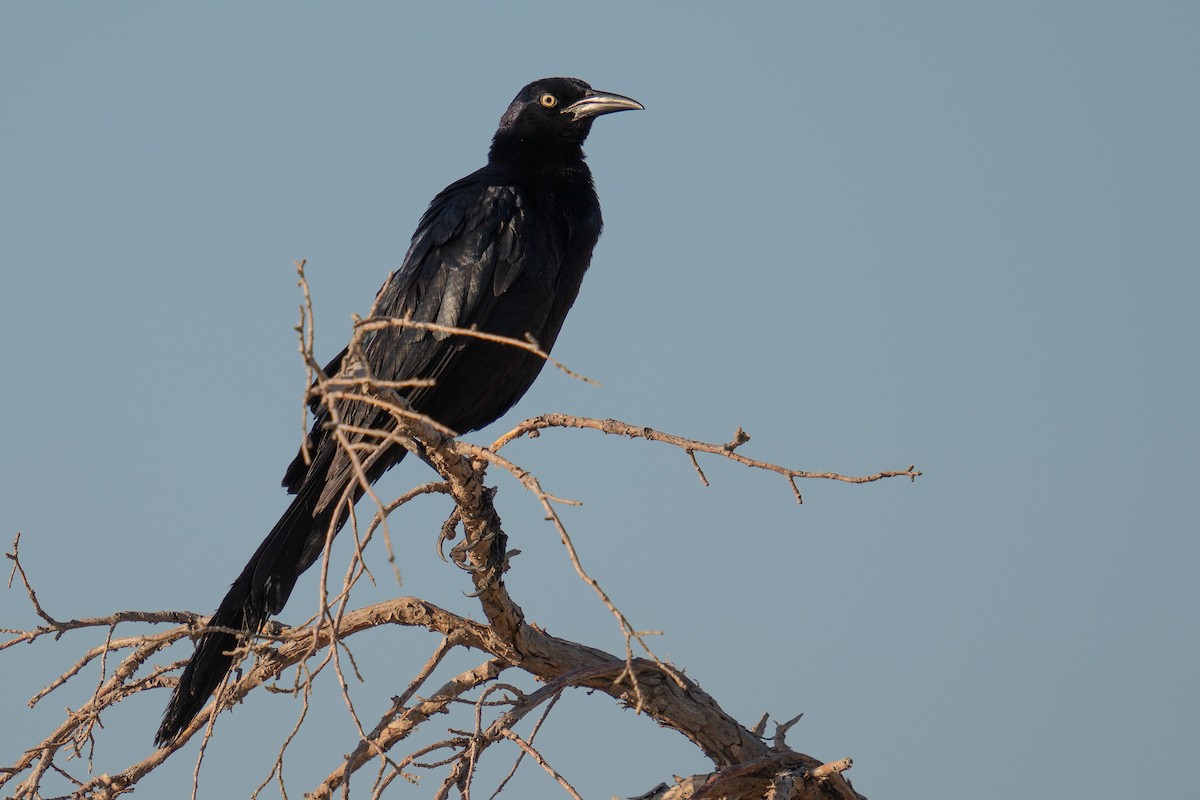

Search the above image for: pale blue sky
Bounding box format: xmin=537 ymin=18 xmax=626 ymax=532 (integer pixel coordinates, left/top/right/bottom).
xmin=2 ymin=3 xmax=1197 ymax=798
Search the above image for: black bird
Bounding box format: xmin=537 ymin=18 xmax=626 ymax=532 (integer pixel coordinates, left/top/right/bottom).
xmin=155 ymin=77 xmax=641 ymax=746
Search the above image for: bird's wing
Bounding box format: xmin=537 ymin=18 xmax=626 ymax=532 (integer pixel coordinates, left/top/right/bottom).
xmin=281 ymin=175 xmax=542 ymax=492
xmin=362 ymin=175 xmax=537 ymax=405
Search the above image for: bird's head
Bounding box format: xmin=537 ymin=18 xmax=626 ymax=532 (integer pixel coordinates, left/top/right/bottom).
xmin=490 ymin=77 xmax=642 ymax=167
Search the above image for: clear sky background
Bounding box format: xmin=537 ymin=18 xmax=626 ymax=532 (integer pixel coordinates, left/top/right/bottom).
xmin=2 ymin=3 xmax=1196 ymax=798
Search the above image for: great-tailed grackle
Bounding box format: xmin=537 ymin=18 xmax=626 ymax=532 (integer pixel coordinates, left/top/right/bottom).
xmin=155 ymin=77 xmax=641 ymax=746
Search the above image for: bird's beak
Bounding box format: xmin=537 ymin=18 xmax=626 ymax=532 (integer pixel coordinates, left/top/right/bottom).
xmin=563 ymin=89 xmax=645 ymax=121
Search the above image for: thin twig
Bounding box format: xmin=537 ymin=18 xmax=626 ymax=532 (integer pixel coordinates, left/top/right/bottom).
xmin=355 ymin=316 xmax=598 ymax=386
xmin=490 ymin=414 xmax=922 ymax=503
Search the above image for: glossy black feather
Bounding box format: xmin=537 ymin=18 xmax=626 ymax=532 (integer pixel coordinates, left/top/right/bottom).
xmin=155 ymin=77 xmax=639 ymax=746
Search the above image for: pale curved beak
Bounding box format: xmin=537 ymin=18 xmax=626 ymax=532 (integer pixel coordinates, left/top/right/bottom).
xmin=563 ymin=89 xmax=645 ymax=121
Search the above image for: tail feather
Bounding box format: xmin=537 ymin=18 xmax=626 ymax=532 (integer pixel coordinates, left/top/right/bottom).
xmin=155 ymin=475 xmax=330 ymax=746
xmin=156 ymin=435 xmax=405 ymax=746
xmin=154 ymin=563 xmax=265 ymax=746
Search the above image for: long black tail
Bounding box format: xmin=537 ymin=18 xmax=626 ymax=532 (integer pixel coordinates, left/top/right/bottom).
xmin=154 ymin=554 xmax=269 ymax=746
xmin=155 ymin=449 xmax=349 ymax=746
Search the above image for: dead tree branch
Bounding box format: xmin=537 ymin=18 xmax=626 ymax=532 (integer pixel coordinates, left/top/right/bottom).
xmin=0 ymin=262 xmax=908 ymax=799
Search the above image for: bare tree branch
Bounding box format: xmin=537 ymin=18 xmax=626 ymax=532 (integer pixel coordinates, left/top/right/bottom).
xmin=0 ymin=264 xmax=906 ymax=799
xmin=489 ymin=414 xmax=921 ymax=503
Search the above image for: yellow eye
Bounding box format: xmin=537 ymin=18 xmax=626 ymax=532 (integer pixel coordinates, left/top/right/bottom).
xmin=539 ymin=93 xmax=558 ymax=108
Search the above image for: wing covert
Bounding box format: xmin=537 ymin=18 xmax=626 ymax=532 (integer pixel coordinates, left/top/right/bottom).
xmin=361 ymin=179 xmax=533 ymax=398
